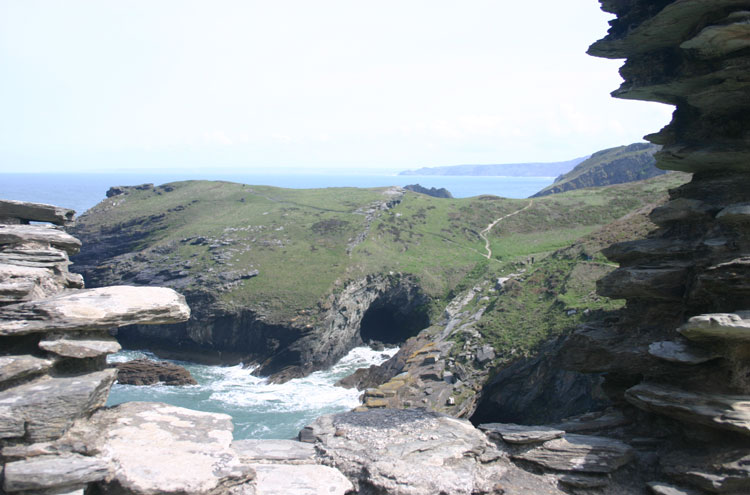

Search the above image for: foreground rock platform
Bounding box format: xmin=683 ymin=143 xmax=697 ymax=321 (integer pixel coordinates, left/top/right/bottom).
xmin=66 ymin=401 xmax=255 ymax=494
xmin=307 ymin=408 xmax=507 ymax=495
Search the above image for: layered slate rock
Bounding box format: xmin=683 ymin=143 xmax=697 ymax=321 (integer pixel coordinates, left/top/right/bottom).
xmin=554 ymin=1 xmax=750 ymax=492
xmin=0 ymin=199 xmax=75 ymax=225
xmin=0 ymin=370 xmax=117 ymax=442
xmin=307 ymin=408 xmax=507 ymax=495
xmin=479 ymin=423 xmax=564 ymax=444
xmin=512 ymin=434 xmax=634 ymax=474
xmin=66 ymin=401 xmax=254 ymax=495
xmin=2 ymin=454 xmax=112 ymax=493
xmin=0 ymin=285 xmax=190 ymax=335
xmin=625 ymin=383 xmax=750 ymax=436
xmin=0 ymin=200 xmax=194 ymax=494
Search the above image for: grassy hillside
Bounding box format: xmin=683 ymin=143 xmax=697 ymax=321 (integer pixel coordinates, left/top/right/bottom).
xmin=531 ymin=142 xmax=663 ymax=197
xmin=72 ymin=172 xmax=690 ymax=324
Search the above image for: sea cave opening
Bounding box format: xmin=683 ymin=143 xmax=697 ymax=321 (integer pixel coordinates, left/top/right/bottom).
xmin=359 ymin=300 xmax=430 ymax=346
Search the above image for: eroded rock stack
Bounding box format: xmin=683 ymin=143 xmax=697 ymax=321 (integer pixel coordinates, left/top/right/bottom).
xmin=557 ymin=1 xmax=750 ymax=493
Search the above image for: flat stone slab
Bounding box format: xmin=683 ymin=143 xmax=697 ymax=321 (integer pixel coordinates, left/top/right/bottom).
xmin=66 ymin=401 xmax=254 ymax=494
xmin=679 ymin=311 xmax=750 ymax=341
xmin=625 ymin=383 xmax=750 ymax=436
xmin=551 ymin=409 xmax=630 ymax=433
xmin=513 ymin=434 xmax=634 ymax=473
xmin=479 ymin=423 xmax=564 ymax=444
xmin=0 ymin=224 xmax=81 ymax=254
xmin=647 ymin=481 xmax=702 ymax=495
xmin=250 ymin=464 xmax=353 ymax=495
xmin=2 ymin=453 xmax=111 ymax=493
xmin=0 ymin=354 xmax=53 ymax=384
xmin=39 ymin=333 xmax=121 ymax=358
xmin=0 ymin=199 xmax=75 ymax=225
xmin=648 ymin=340 xmax=720 ymax=364
xmin=232 ymin=439 xmax=316 ymax=464
xmin=661 ymin=449 xmax=750 ymax=494
xmin=307 ymin=408 xmax=506 ymax=495
xmin=0 ymin=286 xmax=190 ymax=336
xmin=0 ymin=369 xmax=116 ymax=442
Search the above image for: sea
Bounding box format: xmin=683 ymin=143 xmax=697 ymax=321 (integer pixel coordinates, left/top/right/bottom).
xmin=1 ymin=171 xmax=554 ymax=439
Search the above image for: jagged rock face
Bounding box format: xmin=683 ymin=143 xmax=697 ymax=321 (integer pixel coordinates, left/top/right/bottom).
xmin=114 ymin=358 xmax=197 ymax=386
xmin=550 ymin=0 xmax=750 ymax=492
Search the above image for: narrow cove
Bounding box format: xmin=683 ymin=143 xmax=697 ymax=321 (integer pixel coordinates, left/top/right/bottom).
xmin=106 ymin=346 xmax=398 ymax=439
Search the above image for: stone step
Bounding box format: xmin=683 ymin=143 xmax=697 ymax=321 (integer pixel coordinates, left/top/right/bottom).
xmin=649 ymin=198 xmax=715 ymax=226
xmin=249 ymin=464 xmax=352 ymax=495
xmin=647 ymin=340 xmax=721 ymax=364
xmin=0 ymin=199 xmax=75 ymax=226
xmin=625 ymin=382 xmax=750 ymax=436
xmin=512 ymin=434 xmax=634 ymax=473
xmin=602 ymin=238 xmax=697 ymax=264
xmin=0 ymin=369 xmax=117 ymax=442
xmin=0 ymin=286 xmax=190 ymax=336
xmin=231 ymin=439 xmax=316 ymax=464
xmin=39 ymin=333 xmax=121 ymax=359
xmin=2 ymin=454 xmax=110 ymax=493
xmin=679 ymin=311 xmax=750 ymax=341
xmin=661 ymin=448 xmax=750 ymax=494
xmin=0 ymin=224 xmax=81 ymax=255
xmin=479 ymin=423 xmax=564 ymax=444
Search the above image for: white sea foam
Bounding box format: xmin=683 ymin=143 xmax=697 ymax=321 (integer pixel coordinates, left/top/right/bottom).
xmin=106 ymin=345 xmax=398 ymax=439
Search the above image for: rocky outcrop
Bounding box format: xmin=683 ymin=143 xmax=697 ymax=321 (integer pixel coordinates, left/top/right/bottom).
xmin=114 ymin=358 xmax=197 ymax=386
xmin=403 ymin=183 xmax=453 ymax=198
xmin=533 ymin=1 xmax=750 ymax=493
xmin=532 ymin=142 xmax=664 ymax=197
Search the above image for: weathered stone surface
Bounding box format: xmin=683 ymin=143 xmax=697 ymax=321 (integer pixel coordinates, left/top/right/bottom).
xmin=0 ymin=224 xmax=81 ymax=254
xmin=0 ymin=354 xmax=54 ymax=384
xmin=0 ymin=246 xmax=70 ymax=268
xmin=0 ymin=263 xmax=70 ymax=303
xmin=249 ymin=464 xmax=352 ymax=495
xmin=551 ymin=409 xmax=631 ymax=433
xmin=647 ymin=481 xmax=702 ymax=495
xmin=232 ymin=439 xmax=316 ymax=464
xmin=513 ymin=434 xmax=634 ymax=473
xmin=114 ymin=358 xmax=197 ymax=386
xmin=0 ymin=406 xmax=25 ymax=438
xmin=0 ymin=199 xmax=75 ymax=226
xmin=590 ymin=0 xmax=750 ymax=58
xmin=307 ymin=408 xmax=506 ymax=495
xmin=39 ymin=333 xmax=121 ymax=358
xmin=661 ymin=449 xmax=750 ymax=494
xmin=648 ymin=340 xmax=721 ymax=365
xmin=2 ymin=453 xmax=111 ymax=493
xmin=0 ymin=286 xmax=190 ymax=336
xmin=625 ymin=383 xmax=750 ymax=435
xmin=680 ymin=12 xmax=750 ymax=58
xmin=558 ymin=474 xmax=609 ymax=489
xmin=0 ymin=370 xmax=116 ymax=442
xmin=596 ymin=264 xmax=688 ymax=301
xmin=679 ymin=311 xmax=750 ymax=341
xmin=479 ymin=423 xmax=564 ymax=444
xmin=66 ymin=401 xmax=254 ymax=495
xmin=649 ymin=198 xmax=715 ymax=225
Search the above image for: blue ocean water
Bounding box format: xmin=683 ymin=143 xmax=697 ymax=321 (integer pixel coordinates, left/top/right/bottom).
xmin=0 ymin=172 xmax=554 ymax=216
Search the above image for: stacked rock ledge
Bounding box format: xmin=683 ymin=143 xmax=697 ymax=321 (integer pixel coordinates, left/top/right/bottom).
xmin=555 ymin=0 xmax=750 ymax=493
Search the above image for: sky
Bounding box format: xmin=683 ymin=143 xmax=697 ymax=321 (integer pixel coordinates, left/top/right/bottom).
xmin=0 ymin=1 xmax=675 ymax=174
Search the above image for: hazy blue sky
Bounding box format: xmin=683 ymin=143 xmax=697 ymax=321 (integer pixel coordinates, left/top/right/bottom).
xmin=0 ymin=1 xmax=673 ymax=174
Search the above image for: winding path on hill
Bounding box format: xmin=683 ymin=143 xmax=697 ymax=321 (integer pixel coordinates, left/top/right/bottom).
xmin=479 ymin=200 xmax=534 ymax=259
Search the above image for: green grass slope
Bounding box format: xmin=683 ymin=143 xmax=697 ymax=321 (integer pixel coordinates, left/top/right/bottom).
xmin=72 ymin=172 xmax=690 ymax=325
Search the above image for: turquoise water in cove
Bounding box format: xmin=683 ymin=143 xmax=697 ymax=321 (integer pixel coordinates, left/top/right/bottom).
xmin=107 ymin=347 xmax=397 ymax=440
